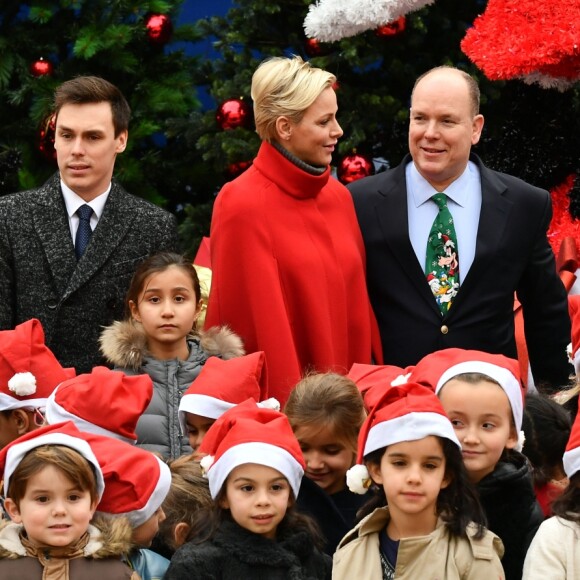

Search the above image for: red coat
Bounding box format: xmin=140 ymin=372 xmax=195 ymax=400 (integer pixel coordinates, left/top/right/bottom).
xmin=206 ymin=142 xmax=382 ymax=403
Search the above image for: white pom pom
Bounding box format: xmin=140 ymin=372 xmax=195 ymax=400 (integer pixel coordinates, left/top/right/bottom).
xmin=567 ymin=342 xmax=574 ymax=365
xmin=8 ymin=372 xmax=37 ymax=396
xmin=391 ymin=372 xmax=411 ymax=386
xmin=346 ymin=463 xmax=372 ymax=494
xmin=515 ymin=430 xmax=526 ymax=453
xmin=258 ymin=397 xmax=281 ymax=411
xmin=199 ymin=455 xmax=214 ymax=477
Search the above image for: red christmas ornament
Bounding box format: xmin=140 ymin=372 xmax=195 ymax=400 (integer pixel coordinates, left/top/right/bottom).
xmin=305 ymin=37 xmax=331 ymax=57
xmin=30 ymin=58 xmax=54 ymax=77
xmin=38 ymin=114 xmax=57 ymax=162
xmin=337 ymin=152 xmax=375 ymax=184
xmin=145 ymin=13 xmax=173 ymax=46
xmin=375 ymin=16 xmax=406 ymax=38
xmin=226 ymin=160 xmax=252 ymax=179
xmin=216 ymin=98 xmax=251 ymax=131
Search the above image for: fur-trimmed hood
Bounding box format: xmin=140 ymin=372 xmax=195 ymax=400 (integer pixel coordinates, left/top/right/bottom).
xmin=0 ymin=515 xmax=134 ymax=560
xmin=99 ymin=319 xmax=245 ymax=370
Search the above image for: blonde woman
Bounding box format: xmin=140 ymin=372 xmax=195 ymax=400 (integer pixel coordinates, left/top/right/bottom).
xmin=205 ymin=56 xmax=382 ymax=405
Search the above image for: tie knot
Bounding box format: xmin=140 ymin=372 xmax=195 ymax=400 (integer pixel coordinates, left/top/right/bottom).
xmin=431 ymin=193 xmax=448 ymax=210
xmin=77 ymin=204 xmax=93 ymax=221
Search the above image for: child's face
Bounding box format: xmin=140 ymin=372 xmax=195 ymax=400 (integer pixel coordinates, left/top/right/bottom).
xmin=368 ymin=436 xmax=449 ymax=534
xmin=132 ymin=506 xmax=166 ymax=547
xmin=438 ymin=378 xmax=518 ymax=483
xmin=129 ymin=266 xmax=201 ymax=357
xmin=4 ymin=464 xmax=97 ymax=548
xmin=219 ymin=463 xmax=291 ymax=540
xmin=184 ymin=413 xmax=215 ymax=454
xmin=294 ymin=423 xmax=355 ymax=495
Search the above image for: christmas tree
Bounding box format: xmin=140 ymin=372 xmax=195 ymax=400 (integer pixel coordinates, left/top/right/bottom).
xmin=0 ymin=0 xmax=208 ymax=217
xmin=179 ymin=0 xmax=579 ymax=254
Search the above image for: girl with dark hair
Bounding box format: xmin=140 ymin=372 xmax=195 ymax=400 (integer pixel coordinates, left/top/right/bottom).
xmin=333 ymin=383 xmax=504 ymax=579
xmin=164 ymin=401 xmax=331 ymax=579
xmin=99 ymin=251 xmax=244 ymax=459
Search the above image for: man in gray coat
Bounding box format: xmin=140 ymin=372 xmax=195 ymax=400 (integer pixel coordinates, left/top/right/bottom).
xmin=0 ymin=76 xmax=178 ymax=373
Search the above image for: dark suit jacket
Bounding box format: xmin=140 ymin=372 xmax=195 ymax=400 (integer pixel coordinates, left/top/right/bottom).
xmin=348 ymin=154 xmax=571 ymax=388
xmin=0 ymin=173 xmax=178 ymax=373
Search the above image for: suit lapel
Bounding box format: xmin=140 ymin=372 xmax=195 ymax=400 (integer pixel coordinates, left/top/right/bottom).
xmin=449 ymin=156 xmax=512 ymax=315
xmin=373 ymin=159 xmax=442 ymax=317
xmin=33 ymin=175 xmax=77 ymax=298
xmin=63 ymin=181 xmax=134 ymax=298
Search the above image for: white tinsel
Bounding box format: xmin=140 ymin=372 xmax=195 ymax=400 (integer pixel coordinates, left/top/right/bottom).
xmin=199 ymin=455 xmax=214 ymax=477
xmin=257 ymin=397 xmax=281 ymax=411
xmin=520 ymin=72 xmax=576 ymax=92
xmin=304 ymin=0 xmax=436 ymax=43
xmin=8 ymin=372 xmax=37 ymax=396
xmin=346 ymin=463 xmax=372 ymax=494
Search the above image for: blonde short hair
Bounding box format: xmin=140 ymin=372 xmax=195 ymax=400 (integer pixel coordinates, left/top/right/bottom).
xmin=251 ymin=55 xmax=336 ymax=142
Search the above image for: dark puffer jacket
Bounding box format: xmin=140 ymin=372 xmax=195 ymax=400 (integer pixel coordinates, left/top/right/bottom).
xmin=164 ymin=518 xmax=331 ymax=580
xmin=477 ymin=451 xmax=544 ymax=580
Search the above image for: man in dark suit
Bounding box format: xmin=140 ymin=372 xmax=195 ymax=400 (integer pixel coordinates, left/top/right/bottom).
xmin=0 ymin=76 xmax=178 ymax=373
xmin=349 ymin=66 xmax=570 ymax=390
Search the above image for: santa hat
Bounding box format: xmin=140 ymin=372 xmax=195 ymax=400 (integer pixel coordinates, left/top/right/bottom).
xmin=409 ymin=348 xmax=525 ymax=450
xmin=346 ymin=382 xmax=460 ymax=494
xmin=45 ymin=366 xmax=153 ymax=444
xmin=0 ymin=319 xmax=76 ymax=412
xmin=178 ymin=352 xmax=279 ymax=434
xmin=567 ymin=295 xmax=580 ymax=375
xmin=83 ymin=432 xmax=171 ymax=528
xmin=347 ymin=362 xmax=413 ymax=411
xmin=0 ymin=421 xmax=104 ymax=499
xmin=198 ymin=399 xmax=304 ymax=499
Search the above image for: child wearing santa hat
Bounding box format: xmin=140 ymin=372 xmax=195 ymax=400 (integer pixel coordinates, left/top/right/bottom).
xmin=523 ymin=403 xmax=580 ymax=579
xmin=164 ymin=400 xmax=331 ymax=580
xmin=333 ymin=382 xmax=504 ymax=580
xmin=81 ymin=431 xmax=173 ymax=580
xmin=0 ymin=318 xmax=75 ymax=449
xmin=178 ymin=351 xmax=278 ymax=456
xmin=410 ymin=348 xmax=543 ymax=580
xmin=0 ymin=422 xmax=138 ymax=579
xmin=45 ymin=366 xmax=153 ymax=444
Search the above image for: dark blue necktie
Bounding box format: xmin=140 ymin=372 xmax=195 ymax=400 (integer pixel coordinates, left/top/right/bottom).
xmin=75 ymin=204 xmax=93 ymax=260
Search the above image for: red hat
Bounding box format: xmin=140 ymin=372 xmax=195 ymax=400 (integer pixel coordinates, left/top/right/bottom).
xmin=409 ymin=348 xmax=524 ymax=434
xmin=0 ymin=421 xmax=104 ymax=499
xmin=0 ymin=319 xmax=75 ymax=411
xmin=178 ymin=352 xmax=279 ymax=434
xmin=198 ymin=399 xmax=304 ymax=499
xmin=568 ymin=295 xmax=580 ymax=375
xmin=83 ymin=432 xmax=171 ymax=528
xmin=45 ymin=366 xmax=153 ymax=444
xmin=347 ymin=363 xmax=413 ymax=411
xmin=346 ymin=382 xmax=459 ymax=494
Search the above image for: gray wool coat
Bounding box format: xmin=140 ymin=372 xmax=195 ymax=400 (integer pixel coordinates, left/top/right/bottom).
xmin=0 ymin=172 xmax=178 ymax=373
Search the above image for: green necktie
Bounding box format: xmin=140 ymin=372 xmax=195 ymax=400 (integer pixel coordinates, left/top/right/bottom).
xmin=425 ymin=193 xmax=460 ymax=314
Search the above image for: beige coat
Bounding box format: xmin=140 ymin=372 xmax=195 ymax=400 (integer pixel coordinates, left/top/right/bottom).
xmin=332 ymin=506 xmax=505 ymax=580
xmin=523 ymin=516 xmax=580 ymax=580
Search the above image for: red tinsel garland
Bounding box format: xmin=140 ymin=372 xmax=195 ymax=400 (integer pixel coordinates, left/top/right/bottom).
xmin=547 ymin=174 xmax=580 ymax=257
xmin=461 ymin=0 xmax=580 ymax=87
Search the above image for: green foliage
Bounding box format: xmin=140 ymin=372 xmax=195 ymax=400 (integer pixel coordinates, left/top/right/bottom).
xmin=0 ymin=0 xmax=206 ymax=234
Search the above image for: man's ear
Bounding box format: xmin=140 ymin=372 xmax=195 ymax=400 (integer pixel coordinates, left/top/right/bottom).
xmin=4 ymin=498 xmax=22 ymax=523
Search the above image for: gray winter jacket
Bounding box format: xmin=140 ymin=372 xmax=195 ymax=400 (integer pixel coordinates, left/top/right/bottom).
xmin=100 ymin=320 xmax=244 ymax=459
